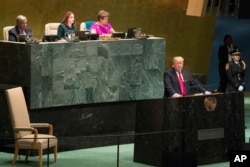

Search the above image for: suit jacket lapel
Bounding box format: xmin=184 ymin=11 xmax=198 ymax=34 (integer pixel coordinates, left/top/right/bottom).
xmin=182 ymin=71 xmax=186 ymax=82
xmin=172 ymin=69 xmax=178 ymax=81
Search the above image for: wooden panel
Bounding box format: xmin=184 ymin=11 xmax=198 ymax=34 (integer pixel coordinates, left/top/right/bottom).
xmin=186 ymin=0 xmax=208 ymax=16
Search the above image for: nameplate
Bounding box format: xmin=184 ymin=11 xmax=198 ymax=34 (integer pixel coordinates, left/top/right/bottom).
xmin=198 ymin=128 xmax=224 ymax=140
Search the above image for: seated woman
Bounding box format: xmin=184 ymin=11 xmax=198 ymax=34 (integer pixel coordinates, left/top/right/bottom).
xmin=90 ymin=10 xmax=115 ymax=35
xmin=57 ymin=11 xmax=77 ymax=39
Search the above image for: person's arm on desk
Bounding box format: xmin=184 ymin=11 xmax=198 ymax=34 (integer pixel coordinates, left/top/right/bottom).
xmin=90 ymin=24 xmax=97 ymax=34
xmin=57 ymin=24 xmax=66 ymax=39
xmin=8 ymin=31 xmax=17 ymax=41
xmin=189 ymin=78 xmax=211 ymax=95
xmin=204 ymin=91 xmax=212 ymax=95
xmin=172 ymin=93 xmax=182 ymax=98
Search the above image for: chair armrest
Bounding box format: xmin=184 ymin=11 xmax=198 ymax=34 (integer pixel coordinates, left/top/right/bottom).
xmin=30 ymin=123 xmax=50 ymax=127
xmin=30 ymin=123 xmax=54 ymax=135
xmin=14 ymin=127 xmax=35 ymax=132
xmin=14 ymin=127 xmax=38 ymax=148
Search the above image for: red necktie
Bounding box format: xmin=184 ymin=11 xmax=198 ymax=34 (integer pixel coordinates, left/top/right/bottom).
xmin=178 ymin=72 xmax=186 ymax=96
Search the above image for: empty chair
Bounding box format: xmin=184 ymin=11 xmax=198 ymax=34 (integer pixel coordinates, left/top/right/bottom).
xmin=3 ymin=26 xmax=15 ymax=41
xmin=5 ymin=87 xmax=58 ymax=167
xmin=80 ymin=21 xmax=95 ymax=31
xmin=45 ymin=23 xmax=60 ymax=35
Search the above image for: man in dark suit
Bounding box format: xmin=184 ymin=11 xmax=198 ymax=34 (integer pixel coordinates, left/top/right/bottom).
xmin=218 ymin=34 xmax=237 ymax=92
xmin=225 ymin=49 xmax=246 ymax=92
xmin=164 ymin=56 xmax=211 ymax=98
xmin=8 ymin=15 xmax=32 ymax=41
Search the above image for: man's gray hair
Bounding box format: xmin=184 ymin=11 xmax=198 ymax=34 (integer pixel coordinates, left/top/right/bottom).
xmin=16 ymin=15 xmax=27 ymax=22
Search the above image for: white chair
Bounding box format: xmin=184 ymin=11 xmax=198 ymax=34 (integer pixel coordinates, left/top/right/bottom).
xmin=3 ymin=26 xmax=15 ymax=41
xmin=5 ymin=87 xmax=58 ymax=167
xmin=45 ymin=23 xmax=60 ymax=35
xmin=80 ymin=21 xmax=95 ymax=31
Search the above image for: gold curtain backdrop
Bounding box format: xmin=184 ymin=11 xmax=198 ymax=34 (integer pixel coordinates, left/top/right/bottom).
xmin=0 ymin=0 xmax=216 ymax=73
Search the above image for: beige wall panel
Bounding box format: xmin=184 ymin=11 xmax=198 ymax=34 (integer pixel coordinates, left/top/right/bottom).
xmin=186 ymin=0 xmax=208 ymax=16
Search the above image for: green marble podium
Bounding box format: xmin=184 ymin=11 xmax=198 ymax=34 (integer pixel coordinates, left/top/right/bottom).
xmin=134 ymin=92 xmax=245 ymax=166
xmin=0 ymin=38 xmax=165 ymax=109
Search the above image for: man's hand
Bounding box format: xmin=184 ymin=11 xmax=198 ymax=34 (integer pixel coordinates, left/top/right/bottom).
xmin=204 ymin=91 xmax=212 ymax=95
xmin=238 ymin=85 xmax=244 ymax=91
xmin=172 ymin=93 xmax=182 ymax=98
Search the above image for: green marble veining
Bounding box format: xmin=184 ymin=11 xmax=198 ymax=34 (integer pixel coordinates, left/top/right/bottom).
xmin=0 ymin=38 xmax=165 ymax=109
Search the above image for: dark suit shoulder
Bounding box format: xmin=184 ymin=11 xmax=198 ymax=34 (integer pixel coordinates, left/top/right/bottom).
xmin=165 ymin=68 xmax=172 ymax=73
xmin=9 ymin=26 xmax=18 ymax=33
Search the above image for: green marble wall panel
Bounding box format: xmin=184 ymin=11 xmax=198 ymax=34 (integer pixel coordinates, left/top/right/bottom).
xmin=0 ymin=38 xmax=165 ymax=109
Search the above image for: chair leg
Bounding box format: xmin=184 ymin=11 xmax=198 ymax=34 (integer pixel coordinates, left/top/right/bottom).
xmin=12 ymin=140 xmax=19 ymax=164
xmin=38 ymin=149 xmax=43 ymax=167
xmin=54 ymin=145 xmax=57 ymax=162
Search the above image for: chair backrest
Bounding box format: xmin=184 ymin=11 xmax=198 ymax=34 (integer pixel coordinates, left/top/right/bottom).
xmin=5 ymin=87 xmax=31 ymax=138
xmin=45 ymin=23 xmax=60 ymax=35
xmin=80 ymin=21 xmax=95 ymax=31
xmin=3 ymin=26 xmax=15 ymax=41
